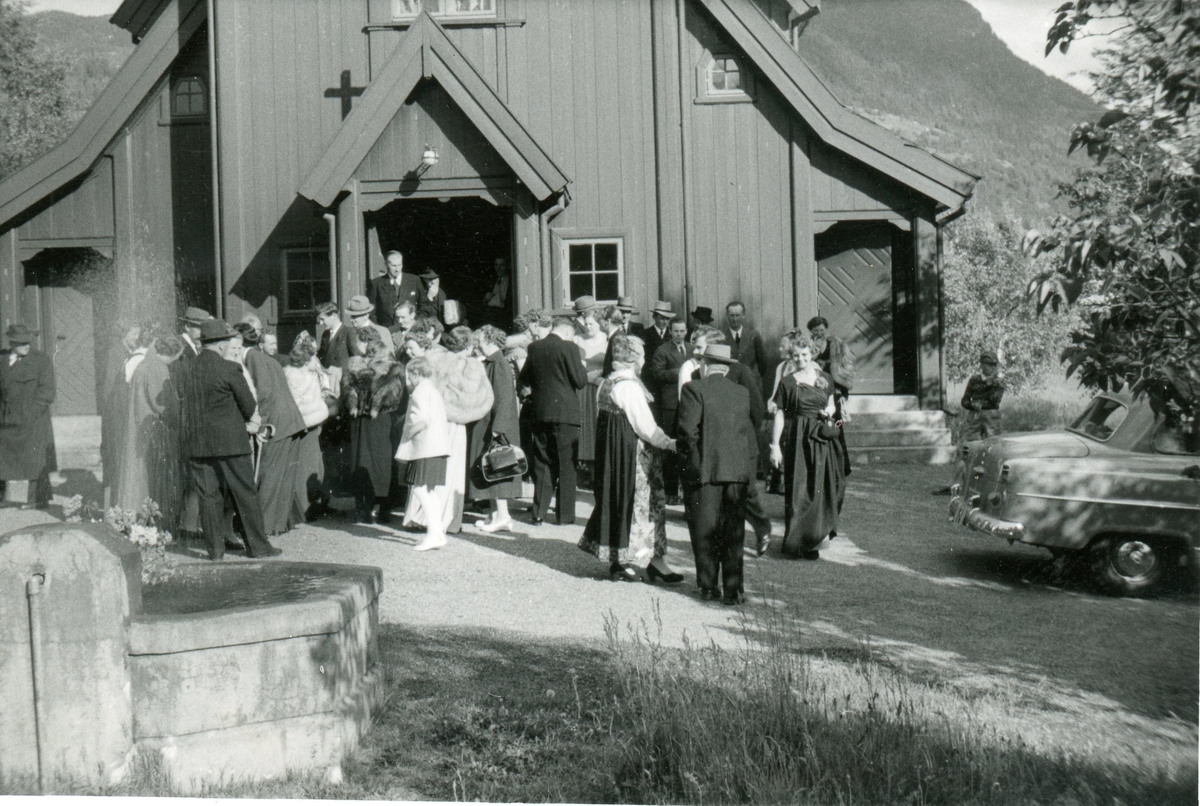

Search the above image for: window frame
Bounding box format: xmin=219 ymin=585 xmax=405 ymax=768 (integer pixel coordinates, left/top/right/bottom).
xmin=391 ymin=0 xmax=497 ymax=21
xmin=280 ymin=246 xmax=333 ymax=317
xmin=695 ymin=52 xmax=756 ymax=105
xmin=560 ymin=237 xmax=625 ymax=306
xmin=170 ymin=75 xmax=208 ymax=119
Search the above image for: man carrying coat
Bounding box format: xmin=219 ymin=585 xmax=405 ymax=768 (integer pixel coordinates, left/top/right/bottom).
xmin=186 ymin=319 xmax=282 ymax=560
xmin=518 ymin=315 xmax=588 ymax=525
xmin=676 ymin=343 xmax=757 ymax=605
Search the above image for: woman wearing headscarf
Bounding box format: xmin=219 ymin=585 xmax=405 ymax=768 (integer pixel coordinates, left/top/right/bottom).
xmin=342 ymin=326 xmax=406 ymax=523
xmin=467 ymin=325 xmax=522 ymax=532
xmin=578 ymin=335 xmax=682 ymax=582
xmin=284 ymin=331 xmax=335 ymax=520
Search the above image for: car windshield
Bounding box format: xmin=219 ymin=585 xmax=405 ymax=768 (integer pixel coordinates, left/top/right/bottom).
xmin=1068 ymin=397 xmax=1128 ymax=442
xmin=1153 ymin=417 xmax=1200 ymax=456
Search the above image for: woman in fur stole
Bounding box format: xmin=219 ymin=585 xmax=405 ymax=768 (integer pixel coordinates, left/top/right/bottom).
xmin=342 ymin=327 xmax=406 ymax=522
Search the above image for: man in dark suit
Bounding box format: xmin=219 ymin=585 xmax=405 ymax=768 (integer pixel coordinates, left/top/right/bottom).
xmin=649 ymin=318 xmax=691 ymax=504
xmin=315 ymin=302 xmax=352 ymax=370
xmin=0 ymin=323 xmax=56 ymax=508
xmin=172 ymin=307 xmax=211 ymax=534
xmin=676 ymin=344 xmax=757 ymax=605
xmin=640 ymin=299 xmax=676 ymax=367
xmin=615 ymin=296 xmax=644 ymax=337
xmin=723 ymin=301 xmax=769 ymax=381
xmin=367 ymin=250 xmax=424 ymax=328
xmin=186 ymin=319 xmax=281 ymax=561
xmin=518 ymin=316 xmax=588 ymax=524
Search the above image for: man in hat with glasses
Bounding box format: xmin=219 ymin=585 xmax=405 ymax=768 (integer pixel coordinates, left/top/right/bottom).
xmin=0 ymin=324 xmax=57 ymax=509
xmin=676 ymin=343 xmax=758 ymax=605
xmin=186 ymin=318 xmax=282 ymax=560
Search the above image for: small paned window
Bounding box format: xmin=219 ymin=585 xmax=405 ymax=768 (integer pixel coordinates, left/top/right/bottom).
xmin=564 ymin=239 xmax=622 ymax=303
xmin=282 ymin=248 xmax=332 ymax=315
xmin=392 ymin=0 xmax=495 ymax=19
xmin=696 ymin=53 xmax=755 ymax=103
xmin=172 ymin=76 xmax=207 ymax=117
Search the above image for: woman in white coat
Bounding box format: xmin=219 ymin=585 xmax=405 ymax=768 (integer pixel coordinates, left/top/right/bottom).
xmin=396 ymin=356 xmax=452 ymax=551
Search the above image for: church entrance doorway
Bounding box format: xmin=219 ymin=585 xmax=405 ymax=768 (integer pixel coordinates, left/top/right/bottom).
xmin=365 ymin=197 xmax=513 ymax=329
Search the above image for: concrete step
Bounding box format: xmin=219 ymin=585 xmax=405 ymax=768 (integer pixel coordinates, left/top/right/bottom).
xmin=847 ymin=410 xmax=948 ymax=429
xmin=52 ymin=415 xmax=102 ymax=471
xmin=844 ymin=428 xmax=952 ymax=448
xmin=844 ymin=394 xmax=919 ymax=414
xmin=849 ymin=445 xmax=956 ymax=465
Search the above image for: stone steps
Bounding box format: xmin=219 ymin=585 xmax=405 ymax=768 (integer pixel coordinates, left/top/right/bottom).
xmin=848 ymin=445 xmax=957 ymax=465
xmin=840 ymin=401 xmax=953 ymax=464
xmin=844 ymin=427 xmax=952 ymax=448
xmin=52 ymin=415 xmax=102 ymax=472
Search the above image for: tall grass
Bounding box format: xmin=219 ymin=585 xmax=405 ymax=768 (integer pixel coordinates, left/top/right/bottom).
xmin=604 ymin=605 xmax=1192 ymax=805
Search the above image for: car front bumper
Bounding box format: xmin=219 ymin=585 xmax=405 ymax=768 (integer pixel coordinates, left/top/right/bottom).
xmin=949 ymin=486 xmax=1026 ymax=541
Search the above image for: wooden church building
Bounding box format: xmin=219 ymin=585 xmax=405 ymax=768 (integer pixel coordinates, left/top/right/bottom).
xmin=0 ymin=0 xmax=976 ymax=442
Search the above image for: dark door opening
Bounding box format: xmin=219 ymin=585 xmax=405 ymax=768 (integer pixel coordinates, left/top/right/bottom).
xmin=366 ymin=197 xmax=513 ymax=329
xmin=815 ymin=222 xmax=917 ymax=395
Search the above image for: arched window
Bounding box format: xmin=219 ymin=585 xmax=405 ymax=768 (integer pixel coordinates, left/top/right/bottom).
xmin=172 ymin=76 xmax=207 ymax=117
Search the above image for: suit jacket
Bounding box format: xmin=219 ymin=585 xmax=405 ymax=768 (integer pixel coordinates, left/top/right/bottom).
xmin=244 ymin=348 xmax=306 ymax=439
xmin=723 ymin=324 xmax=769 ymax=379
xmin=518 ymin=333 xmax=587 ymax=425
xmin=641 ymin=325 xmax=670 ymax=367
xmin=367 ymin=273 xmax=424 ymax=327
xmin=187 ymin=350 xmax=257 ymax=459
xmin=316 ymin=323 xmax=352 ymax=370
xmin=650 ymin=341 xmax=692 ymax=413
xmin=676 ymin=373 xmax=756 ymax=486
xmin=349 ymin=321 xmax=395 ymax=357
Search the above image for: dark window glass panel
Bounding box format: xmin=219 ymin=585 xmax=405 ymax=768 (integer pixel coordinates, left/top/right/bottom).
xmin=289 ymin=284 xmax=313 ymax=312
xmin=288 ymin=256 xmax=312 ymax=281
xmin=310 ymin=252 xmax=330 ymax=276
xmin=569 ymin=244 xmax=593 ymax=274
xmin=594 ymin=243 xmax=618 ymax=272
xmin=311 ymin=281 xmax=332 ymax=305
xmin=595 ymin=273 xmax=619 ymax=300
xmin=570 ymin=274 xmax=592 ymax=299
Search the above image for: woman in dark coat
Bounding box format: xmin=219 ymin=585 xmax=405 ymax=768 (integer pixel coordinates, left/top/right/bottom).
xmin=467 ymin=325 xmax=523 ymax=532
xmin=342 ymin=326 xmax=406 ymax=523
xmin=769 ymin=331 xmax=847 ymax=560
xmin=0 ymin=324 xmax=57 ymax=507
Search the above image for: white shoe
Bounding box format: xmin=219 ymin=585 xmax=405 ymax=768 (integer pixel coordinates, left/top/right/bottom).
xmin=413 ymin=534 xmax=448 ymax=552
xmin=477 ymin=517 xmax=515 ymax=533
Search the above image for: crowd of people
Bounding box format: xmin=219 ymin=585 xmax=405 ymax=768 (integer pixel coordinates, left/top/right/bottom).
xmin=1 ymin=250 xmax=865 ymax=604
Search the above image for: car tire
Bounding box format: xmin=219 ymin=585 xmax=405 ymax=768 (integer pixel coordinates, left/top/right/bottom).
xmin=1090 ymin=536 xmax=1168 ymax=597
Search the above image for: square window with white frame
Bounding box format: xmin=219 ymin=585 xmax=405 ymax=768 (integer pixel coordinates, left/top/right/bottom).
xmin=392 ymin=0 xmax=495 ymax=19
xmin=281 ymin=248 xmax=332 ymax=315
xmin=564 ymin=239 xmax=623 ymax=303
xmin=696 ymin=53 xmax=755 ymax=102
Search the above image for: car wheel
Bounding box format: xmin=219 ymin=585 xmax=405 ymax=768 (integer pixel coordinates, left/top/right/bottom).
xmin=1090 ymin=536 xmax=1167 ymax=597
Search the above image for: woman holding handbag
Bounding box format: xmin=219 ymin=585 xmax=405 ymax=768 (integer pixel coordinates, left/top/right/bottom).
xmin=467 ymin=325 xmax=523 ymax=532
xmin=769 ymin=331 xmax=846 ymax=560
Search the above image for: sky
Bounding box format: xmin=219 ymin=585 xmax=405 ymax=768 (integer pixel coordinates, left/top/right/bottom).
xmin=28 ymin=0 xmax=1109 ymax=94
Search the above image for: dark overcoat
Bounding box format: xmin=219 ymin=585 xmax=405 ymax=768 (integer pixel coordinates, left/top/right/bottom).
xmin=467 ymin=350 xmax=523 ymax=499
xmin=518 ymin=333 xmax=587 ymax=425
xmin=186 ymin=350 xmax=256 ymax=459
xmin=367 ymin=273 xmax=424 ymax=327
xmin=676 ymin=374 xmax=756 ymax=487
xmin=0 ymin=351 xmax=57 ymax=480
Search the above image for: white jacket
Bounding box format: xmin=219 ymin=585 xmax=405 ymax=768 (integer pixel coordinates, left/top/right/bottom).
xmin=396 ymin=380 xmax=451 ymax=461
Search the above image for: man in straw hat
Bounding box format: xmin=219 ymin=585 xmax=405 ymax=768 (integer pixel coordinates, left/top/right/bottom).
xmin=641 ymin=299 xmax=675 ymax=363
xmin=345 ymin=295 xmax=394 ymax=356
xmin=676 ymin=343 xmax=758 ymax=605
xmin=0 ymin=324 xmax=57 ymax=508
xmin=614 ymin=296 xmax=643 ymax=337
xmin=186 ymin=318 xmax=282 ymax=560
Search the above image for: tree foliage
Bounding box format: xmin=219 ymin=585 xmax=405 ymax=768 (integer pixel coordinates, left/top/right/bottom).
xmin=1025 ymin=0 xmax=1199 ymax=412
xmin=0 ymin=0 xmax=72 ymax=181
xmin=944 ymin=211 xmax=1079 ymax=394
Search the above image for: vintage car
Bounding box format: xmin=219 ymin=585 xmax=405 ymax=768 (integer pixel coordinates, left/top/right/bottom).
xmin=949 ymin=391 xmax=1200 ymax=596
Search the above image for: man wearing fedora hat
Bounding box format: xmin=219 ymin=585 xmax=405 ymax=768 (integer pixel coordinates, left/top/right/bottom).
xmin=186 ymin=318 xmax=281 ymax=560
xmin=676 ymin=343 xmax=757 ymax=605
xmin=345 ymin=295 xmax=394 ymax=357
xmin=650 ymin=317 xmax=692 ymax=504
xmin=179 ymin=307 xmax=212 ymax=360
xmin=614 ymin=296 xmax=643 ymax=336
xmin=641 ymin=300 xmax=675 ymax=363
xmin=416 ymin=269 xmax=448 ymax=323
xmin=0 ymin=324 xmax=57 ymax=508
xmin=169 ymin=307 xmax=212 ymax=534
xmin=368 ymin=250 xmax=424 ymax=328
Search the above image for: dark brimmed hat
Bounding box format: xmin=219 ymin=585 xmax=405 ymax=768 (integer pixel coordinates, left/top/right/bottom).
xmin=420 ymin=269 xmax=440 ymax=281
xmin=616 ymin=296 xmax=639 ymax=313
xmin=650 ymin=300 xmax=676 ymax=318
xmin=5 ymin=323 xmax=37 ymax=344
xmin=691 ymin=306 xmax=714 ymax=324
xmin=179 ymin=307 xmax=213 ymax=326
xmin=700 ymin=343 xmax=736 ymax=364
xmin=199 ymin=319 xmax=237 ymax=343
xmin=980 ymin=349 xmax=999 ymax=363
xmin=345 ymin=295 xmax=375 ymax=317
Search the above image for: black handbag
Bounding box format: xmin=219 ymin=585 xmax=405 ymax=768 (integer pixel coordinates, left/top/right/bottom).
xmin=479 ymin=433 xmax=528 ymax=484
xmin=814 ymin=417 xmax=842 ymax=442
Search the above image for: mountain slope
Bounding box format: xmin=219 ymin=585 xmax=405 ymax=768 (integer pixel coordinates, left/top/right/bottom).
xmin=796 ymin=0 xmax=1100 ymax=216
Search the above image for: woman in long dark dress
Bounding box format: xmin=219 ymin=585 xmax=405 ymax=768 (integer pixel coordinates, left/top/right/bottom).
xmin=578 ymin=335 xmax=678 ymax=581
xmin=342 ymin=327 xmax=406 ymax=522
xmin=769 ymin=332 xmax=846 ymax=560
xmin=467 ymin=325 xmax=523 ymax=532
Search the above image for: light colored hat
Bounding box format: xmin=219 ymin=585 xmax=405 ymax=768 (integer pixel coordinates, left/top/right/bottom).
xmin=345 ymin=295 xmax=375 ymax=317
xmin=571 ymin=295 xmax=599 ymax=314
xmin=179 ymin=306 xmax=213 ymax=326
xmin=616 ymin=296 xmax=639 ymax=313
xmin=650 ymin=300 xmax=676 ymax=318
xmin=701 ymin=343 xmax=736 ymax=364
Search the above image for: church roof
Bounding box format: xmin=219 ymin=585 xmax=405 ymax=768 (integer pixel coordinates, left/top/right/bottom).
xmin=299 ymin=13 xmax=571 ymax=207
xmin=0 ymin=0 xmax=204 ymax=228
xmin=701 ymin=0 xmax=977 ymax=213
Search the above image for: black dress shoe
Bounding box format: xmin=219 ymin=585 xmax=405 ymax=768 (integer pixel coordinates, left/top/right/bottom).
xmin=800 ymin=549 xmax=820 ymax=561
xmin=529 ymin=515 xmax=545 ymax=526
xmin=722 ymin=591 xmax=747 ymax=606
xmin=610 ymin=563 xmax=639 ymax=582
xmin=251 ymin=545 xmax=283 ymax=558
xmin=699 ymin=588 xmax=721 ymax=602
xmin=646 ymin=564 xmax=684 ymax=584
xmin=224 ymin=538 xmax=246 ymax=551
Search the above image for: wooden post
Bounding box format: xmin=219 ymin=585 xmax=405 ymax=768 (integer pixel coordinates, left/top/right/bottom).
xmin=0 ymin=229 xmax=22 ymax=335
xmin=790 ymin=122 xmax=815 ymax=330
xmin=914 ymin=207 xmax=942 ymax=410
xmin=650 ymin=0 xmax=685 ymax=310
xmin=513 ymin=191 xmax=542 ymax=310
xmin=337 ymin=184 xmax=364 ymax=312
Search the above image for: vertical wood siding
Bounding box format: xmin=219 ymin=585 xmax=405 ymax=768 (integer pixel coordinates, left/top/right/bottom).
xmin=809 ymin=139 xmax=915 ymax=214
xmin=17 ymin=163 xmax=115 ymax=243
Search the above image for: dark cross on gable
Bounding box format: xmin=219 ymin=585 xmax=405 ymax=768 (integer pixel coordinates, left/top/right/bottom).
xmin=325 ymin=69 xmax=366 ymax=119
